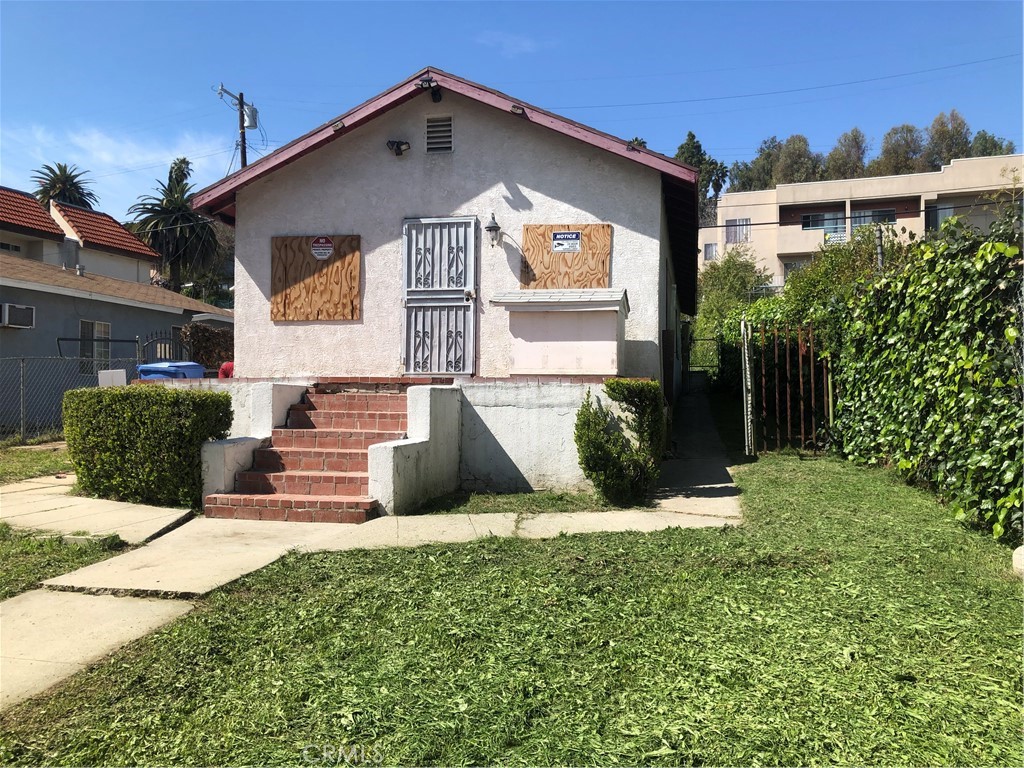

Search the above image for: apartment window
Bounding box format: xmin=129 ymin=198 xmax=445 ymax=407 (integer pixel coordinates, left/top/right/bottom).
xmin=783 ymin=262 xmax=806 ymax=282
xmin=0 ymin=241 xmax=22 ymax=253
xmin=703 ymin=243 xmax=718 ymax=262
xmin=725 ymin=218 xmax=750 ymax=244
xmin=925 ymin=204 xmax=955 ymax=231
xmin=850 ymin=208 xmax=896 ymax=228
xmin=800 ymin=212 xmax=845 ymax=235
xmin=79 ymin=320 xmax=111 ymax=375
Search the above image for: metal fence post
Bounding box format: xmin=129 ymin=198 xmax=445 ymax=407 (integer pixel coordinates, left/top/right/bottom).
xmin=19 ymin=358 xmax=26 ymax=442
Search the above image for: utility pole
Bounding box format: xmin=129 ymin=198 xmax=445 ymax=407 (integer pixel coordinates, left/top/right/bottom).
xmin=875 ymin=224 xmax=884 ymax=272
xmin=216 ymin=84 xmax=258 ymax=170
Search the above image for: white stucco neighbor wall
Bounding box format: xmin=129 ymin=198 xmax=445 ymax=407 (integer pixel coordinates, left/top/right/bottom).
xmin=367 ymin=385 xmax=461 ymax=515
xmin=76 ymin=247 xmax=151 ymax=284
xmin=233 ymin=92 xmax=664 ymax=381
xmin=460 ymin=381 xmax=599 ymax=492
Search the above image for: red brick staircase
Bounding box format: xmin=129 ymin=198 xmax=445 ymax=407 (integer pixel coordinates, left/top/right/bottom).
xmin=204 ymin=382 xmax=415 ymax=524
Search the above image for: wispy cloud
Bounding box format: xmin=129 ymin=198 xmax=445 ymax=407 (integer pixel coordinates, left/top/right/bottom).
xmin=0 ymin=125 xmax=233 ymax=220
xmin=474 ymin=31 xmax=543 ymax=58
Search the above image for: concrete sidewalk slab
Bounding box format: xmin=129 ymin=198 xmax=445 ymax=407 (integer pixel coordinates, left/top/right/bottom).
xmin=44 ymin=517 xmax=355 ymax=597
xmin=1 ymin=474 xmax=192 ymax=545
xmin=0 ymin=589 xmax=192 ymax=710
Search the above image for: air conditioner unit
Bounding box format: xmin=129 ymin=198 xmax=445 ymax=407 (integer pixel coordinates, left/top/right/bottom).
xmin=1 ymin=303 xmax=35 ymax=329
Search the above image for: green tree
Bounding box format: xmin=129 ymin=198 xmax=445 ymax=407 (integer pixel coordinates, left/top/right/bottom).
xmin=865 ymin=124 xmax=926 ymax=176
xmin=971 ymin=130 xmax=1016 ymax=157
xmin=129 ymin=158 xmax=218 ymax=292
xmin=921 ymin=109 xmax=972 ymax=170
xmin=674 ymin=131 xmax=728 ymax=226
xmin=694 ymin=244 xmax=771 ymax=339
xmin=31 ymin=162 xmax=99 ymax=209
xmin=628 ymin=137 xmax=648 ymax=148
xmin=823 ymin=128 xmax=869 ymax=180
xmin=773 ymin=134 xmax=822 ymax=185
xmin=728 ymin=136 xmax=782 ymax=192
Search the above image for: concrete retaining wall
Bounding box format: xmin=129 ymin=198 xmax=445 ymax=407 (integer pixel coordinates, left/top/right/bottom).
xmin=459 ymin=381 xmax=597 ymax=492
xmin=155 ymin=379 xmax=311 ymax=438
xmin=201 ymin=436 xmax=263 ymax=498
xmin=368 ymin=386 xmax=462 ymax=515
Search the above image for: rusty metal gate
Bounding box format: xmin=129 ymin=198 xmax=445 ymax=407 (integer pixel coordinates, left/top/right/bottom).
xmin=741 ymin=320 xmax=835 ymax=454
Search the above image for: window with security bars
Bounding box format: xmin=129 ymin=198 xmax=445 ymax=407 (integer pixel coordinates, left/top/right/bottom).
xmin=425 ymin=116 xmax=453 ymax=153
xmin=79 ymin=320 xmax=111 ymax=375
xmin=725 ymin=218 xmax=751 ymax=244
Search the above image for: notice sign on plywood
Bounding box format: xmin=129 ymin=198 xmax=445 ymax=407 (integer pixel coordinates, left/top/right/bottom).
xmin=521 ymin=224 xmax=612 ymax=289
xmin=271 ymin=235 xmax=361 ymax=321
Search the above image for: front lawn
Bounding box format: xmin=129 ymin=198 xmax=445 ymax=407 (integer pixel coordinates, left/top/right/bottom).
xmin=1 ymin=456 xmax=1019 ymax=766
xmin=415 ymin=489 xmax=610 ymax=515
xmin=0 ymin=523 xmax=123 ymax=601
xmin=0 ymin=444 xmax=73 ymax=486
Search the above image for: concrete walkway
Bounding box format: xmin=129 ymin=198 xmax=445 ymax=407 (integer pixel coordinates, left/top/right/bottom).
xmin=2 ymin=390 xmax=742 ymax=710
xmin=1 ymin=475 xmax=192 ymax=545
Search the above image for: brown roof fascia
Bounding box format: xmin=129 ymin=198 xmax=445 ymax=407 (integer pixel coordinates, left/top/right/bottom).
xmin=193 ymin=66 xmax=697 ymax=217
xmin=0 ymin=221 xmax=66 ymax=243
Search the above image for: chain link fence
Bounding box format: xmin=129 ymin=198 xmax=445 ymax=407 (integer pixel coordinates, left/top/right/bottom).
xmin=0 ymin=357 xmax=142 ymax=443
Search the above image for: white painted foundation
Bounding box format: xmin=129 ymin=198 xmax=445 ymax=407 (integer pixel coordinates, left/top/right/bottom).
xmin=459 ymin=381 xmax=598 ymax=492
xmin=368 ymin=386 xmax=461 ymax=515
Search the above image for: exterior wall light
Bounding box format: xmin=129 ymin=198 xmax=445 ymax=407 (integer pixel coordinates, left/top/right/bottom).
xmin=386 ymin=140 xmax=411 ymax=156
xmin=510 ymin=105 xmax=525 ymax=115
xmin=484 ymin=213 xmax=502 ymax=247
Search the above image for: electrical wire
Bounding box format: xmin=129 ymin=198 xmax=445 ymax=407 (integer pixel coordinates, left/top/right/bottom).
xmin=550 ymin=54 xmax=1020 ymax=110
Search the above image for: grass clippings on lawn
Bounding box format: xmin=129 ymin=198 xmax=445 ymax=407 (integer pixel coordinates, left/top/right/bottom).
xmin=0 ymin=444 xmax=73 ymax=486
xmin=1 ymin=455 xmax=1020 ymax=766
xmin=0 ymin=523 xmax=123 ymax=601
xmin=414 ymin=489 xmax=610 ymax=516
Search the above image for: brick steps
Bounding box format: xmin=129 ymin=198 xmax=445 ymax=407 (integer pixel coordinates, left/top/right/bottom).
xmin=286 ymin=410 xmax=408 ymax=432
xmin=253 ymin=447 xmax=367 ymax=473
xmin=205 ymin=493 xmax=379 ymax=524
xmin=270 ymin=429 xmax=404 ymax=450
xmin=235 ymin=470 xmax=369 ymax=496
xmin=204 ymin=381 xmax=418 ymax=524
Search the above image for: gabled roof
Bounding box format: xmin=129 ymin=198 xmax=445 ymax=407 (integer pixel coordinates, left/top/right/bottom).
xmin=191 ymin=66 xmax=699 ymax=314
xmin=0 ymin=253 xmax=231 ymax=317
xmin=193 ymin=66 xmax=698 ymax=223
xmin=51 ymin=201 xmax=160 ymax=261
xmin=0 ymin=186 xmax=66 ymax=241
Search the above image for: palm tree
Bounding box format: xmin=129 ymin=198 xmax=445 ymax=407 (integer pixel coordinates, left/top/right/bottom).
xmin=129 ymin=157 xmax=218 ymax=292
xmin=31 ymin=162 xmax=99 ymax=209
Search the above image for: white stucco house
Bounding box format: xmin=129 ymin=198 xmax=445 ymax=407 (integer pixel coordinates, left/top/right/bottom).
xmin=190 ymin=67 xmax=698 ymax=520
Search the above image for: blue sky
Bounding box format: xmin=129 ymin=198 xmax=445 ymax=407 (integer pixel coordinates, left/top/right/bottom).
xmin=2 ymin=1 xmax=1021 ymax=220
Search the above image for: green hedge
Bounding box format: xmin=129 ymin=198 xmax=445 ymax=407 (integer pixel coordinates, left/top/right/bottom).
xmin=574 ymin=379 xmax=665 ymax=505
xmin=63 ymin=386 xmax=232 ymax=509
xmin=836 ymin=216 xmax=1022 ymax=540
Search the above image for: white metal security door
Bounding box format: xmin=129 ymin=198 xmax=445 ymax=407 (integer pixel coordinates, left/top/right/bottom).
xmin=402 ymin=217 xmax=476 ymax=374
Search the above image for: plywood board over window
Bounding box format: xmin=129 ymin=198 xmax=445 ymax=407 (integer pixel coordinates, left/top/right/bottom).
xmin=270 ymin=235 xmax=361 ymax=321
xmin=520 ymin=224 xmax=612 ymax=289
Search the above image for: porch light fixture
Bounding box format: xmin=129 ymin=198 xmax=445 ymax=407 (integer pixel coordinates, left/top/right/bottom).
xmin=484 ymin=213 xmax=502 ymax=247
xmin=386 ymin=140 xmax=411 ymax=156
xmin=510 ymin=104 xmax=525 ymax=115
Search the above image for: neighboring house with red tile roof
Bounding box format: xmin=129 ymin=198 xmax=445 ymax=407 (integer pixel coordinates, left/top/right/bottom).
xmin=0 ymin=188 xmax=232 ymax=434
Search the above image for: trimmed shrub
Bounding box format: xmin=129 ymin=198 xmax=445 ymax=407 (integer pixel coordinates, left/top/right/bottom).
xmin=180 ymin=322 xmax=233 ymax=370
xmin=63 ymin=385 xmax=232 ymax=509
xmin=836 ymin=215 xmax=1022 ymax=540
xmin=574 ymin=379 xmax=665 ymax=505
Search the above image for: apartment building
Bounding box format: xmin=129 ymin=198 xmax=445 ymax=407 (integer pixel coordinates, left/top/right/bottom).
xmin=698 ymin=154 xmax=1023 ymax=287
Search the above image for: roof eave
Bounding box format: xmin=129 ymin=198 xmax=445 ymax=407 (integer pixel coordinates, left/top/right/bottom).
xmin=192 ymin=66 xmax=698 ymax=217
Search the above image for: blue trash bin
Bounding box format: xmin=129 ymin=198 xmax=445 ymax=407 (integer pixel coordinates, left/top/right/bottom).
xmin=137 ymin=361 xmax=206 ymax=380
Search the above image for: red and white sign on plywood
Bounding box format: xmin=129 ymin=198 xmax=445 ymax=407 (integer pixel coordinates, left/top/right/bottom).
xmin=310 ymin=236 xmax=334 ymax=260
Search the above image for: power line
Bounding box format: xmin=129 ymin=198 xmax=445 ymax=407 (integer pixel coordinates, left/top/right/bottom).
xmin=551 ymin=54 xmax=1021 ymax=110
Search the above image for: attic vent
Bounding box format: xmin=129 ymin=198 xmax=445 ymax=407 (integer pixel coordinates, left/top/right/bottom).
xmin=426 ymin=116 xmax=453 ymax=153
